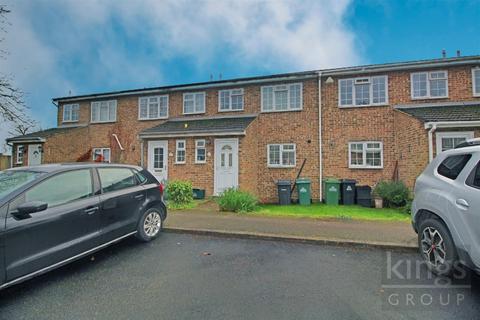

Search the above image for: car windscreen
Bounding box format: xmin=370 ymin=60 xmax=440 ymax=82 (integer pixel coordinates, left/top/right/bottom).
xmin=0 ymin=170 xmax=45 ymax=200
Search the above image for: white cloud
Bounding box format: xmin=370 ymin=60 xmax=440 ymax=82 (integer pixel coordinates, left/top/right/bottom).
xmin=0 ymin=0 xmax=362 ymax=153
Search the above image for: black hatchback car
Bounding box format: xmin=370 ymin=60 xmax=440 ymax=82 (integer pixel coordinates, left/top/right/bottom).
xmin=0 ymin=163 xmax=166 ymax=289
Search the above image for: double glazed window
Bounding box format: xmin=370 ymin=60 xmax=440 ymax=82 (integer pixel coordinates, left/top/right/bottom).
xmin=267 ymin=144 xmax=296 ymax=168
xmin=261 ymin=83 xmax=302 ymax=112
xmin=411 ymin=71 xmax=448 ymax=99
xmin=93 ymin=148 xmax=111 ymax=163
xmin=219 ymin=89 xmax=244 ymax=111
xmin=139 ymin=95 xmax=168 ymax=120
xmin=63 ymin=104 xmax=80 ymax=122
xmin=338 ymin=76 xmax=387 ymax=107
xmin=349 ymin=142 xmax=383 ymax=169
xmin=91 ymin=100 xmax=117 ymax=123
xmin=473 ymin=68 xmax=480 ymax=97
xmin=436 ymin=132 xmax=473 ymax=154
xmin=176 ymin=140 xmax=186 ymax=164
xmin=183 ymin=92 xmax=205 ymax=114
xmin=195 ymin=140 xmax=206 ymax=163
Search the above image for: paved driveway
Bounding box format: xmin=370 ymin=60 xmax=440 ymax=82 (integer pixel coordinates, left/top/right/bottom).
xmin=0 ymin=233 xmax=478 ymax=320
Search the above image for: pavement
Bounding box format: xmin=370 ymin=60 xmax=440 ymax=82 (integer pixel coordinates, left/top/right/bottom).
xmin=164 ymin=202 xmax=418 ymax=250
xmin=1 ymin=233 xmax=478 ymax=320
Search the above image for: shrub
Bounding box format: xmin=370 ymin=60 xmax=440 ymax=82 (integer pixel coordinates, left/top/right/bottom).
xmin=167 ymin=180 xmax=193 ymax=207
xmin=216 ymin=188 xmax=258 ymax=213
xmin=373 ymin=181 xmax=410 ymax=208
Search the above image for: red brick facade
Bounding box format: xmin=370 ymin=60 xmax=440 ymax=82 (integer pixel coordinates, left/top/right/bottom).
xmin=9 ymin=57 xmax=480 ymax=202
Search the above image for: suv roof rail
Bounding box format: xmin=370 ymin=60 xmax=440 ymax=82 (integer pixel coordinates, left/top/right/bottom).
xmin=455 ymin=138 xmax=480 ymax=149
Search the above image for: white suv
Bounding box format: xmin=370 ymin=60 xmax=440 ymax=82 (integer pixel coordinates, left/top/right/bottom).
xmin=412 ymin=140 xmax=480 ymax=275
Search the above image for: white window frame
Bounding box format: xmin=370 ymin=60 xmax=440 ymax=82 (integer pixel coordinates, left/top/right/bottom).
xmin=183 ymin=92 xmax=206 ymax=115
xmin=472 ymin=68 xmax=480 ymax=97
xmin=267 ymin=143 xmax=296 ymax=168
xmin=16 ymin=145 xmax=24 ymax=164
xmin=138 ymin=95 xmax=169 ymax=120
xmin=261 ymin=83 xmax=303 ymax=112
xmin=195 ymin=139 xmax=206 ymax=164
xmin=348 ymin=141 xmax=383 ymax=169
xmin=435 ymin=131 xmax=474 ymax=154
xmin=338 ymin=76 xmax=388 ymax=107
xmin=175 ymin=140 xmax=186 ymax=164
xmin=91 ymin=100 xmax=117 ymax=123
xmin=92 ymin=148 xmax=111 ymax=163
xmin=218 ymin=88 xmax=244 ymax=112
xmin=410 ymin=71 xmax=449 ymax=99
xmin=62 ymin=103 xmax=80 ymax=123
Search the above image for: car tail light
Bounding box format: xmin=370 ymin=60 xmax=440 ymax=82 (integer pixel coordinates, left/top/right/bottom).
xmin=158 ymin=183 xmax=164 ymax=195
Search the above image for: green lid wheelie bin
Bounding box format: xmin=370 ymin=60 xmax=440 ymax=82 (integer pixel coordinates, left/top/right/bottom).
xmin=324 ymin=178 xmax=341 ymax=205
xmin=296 ymin=178 xmax=311 ymax=205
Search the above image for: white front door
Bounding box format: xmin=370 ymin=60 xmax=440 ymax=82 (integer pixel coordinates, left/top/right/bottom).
xmin=214 ymin=138 xmax=239 ymax=195
xmin=436 ymin=131 xmax=474 ymax=155
xmin=28 ymin=144 xmax=42 ymax=166
xmin=148 ymin=141 xmax=168 ymax=183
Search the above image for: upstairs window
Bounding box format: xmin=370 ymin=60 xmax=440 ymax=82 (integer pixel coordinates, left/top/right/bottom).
xmin=219 ymin=89 xmax=244 ymax=111
xmin=91 ymin=100 xmax=117 ymax=123
xmin=63 ymin=104 xmax=80 ymax=122
xmin=348 ymin=142 xmax=383 ymax=169
xmin=267 ymin=144 xmax=296 ymax=168
xmin=176 ymin=140 xmax=186 ymax=164
xmin=261 ymin=83 xmax=302 ymax=112
xmin=183 ymin=92 xmax=205 ymax=114
xmin=195 ymin=139 xmax=206 ymax=163
xmin=411 ymin=71 xmax=448 ymax=99
xmin=338 ymin=76 xmax=388 ymax=107
xmin=139 ymin=95 xmax=168 ymax=120
xmin=473 ymin=68 xmax=480 ymax=97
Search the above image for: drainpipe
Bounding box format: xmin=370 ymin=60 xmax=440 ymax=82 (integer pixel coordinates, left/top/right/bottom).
xmin=427 ymin=123 xmax=437 ymax=162
xmin=317 ymin=71 xmax=323 ymax=201
xmin=140 ymin=139 xmax=144 ymax=167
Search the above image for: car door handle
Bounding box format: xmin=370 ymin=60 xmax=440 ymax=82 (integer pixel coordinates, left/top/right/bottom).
xmin=455 ymin=198 xmax=469 ymax=208
xmin=84 ymin=206 xmax=99 ymax=215
xmin=134 ymin=194 xmax=145 ymax=200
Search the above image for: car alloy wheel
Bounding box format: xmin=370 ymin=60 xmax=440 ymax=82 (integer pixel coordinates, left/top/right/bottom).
xmin=420 ymin=226 xmax=447 ymax=269
xmin=143 ymin=210 xmax=162 ymax=237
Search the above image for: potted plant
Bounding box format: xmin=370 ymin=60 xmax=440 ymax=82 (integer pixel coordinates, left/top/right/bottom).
xmin=372 ymin=187 xmax=384 ymax=209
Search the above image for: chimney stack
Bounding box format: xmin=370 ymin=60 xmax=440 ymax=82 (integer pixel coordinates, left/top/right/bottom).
xmin=457 ymin=50 xmax=461 ymax=57
xmin=442 ymin=49 xmax=446 ymax=58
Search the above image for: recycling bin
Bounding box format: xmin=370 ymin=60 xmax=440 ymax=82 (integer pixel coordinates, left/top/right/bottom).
xmin=296 ymin=178 xmax=311 ymax=205
xmin=276 ymin=180 xmax=292 ymax=205
xmin=356 ymin=185 xmax=372 ymax=207
xmin=324 ymin=178 xmax=341 ymax=205
xmin=341 ymin=179 xmax=356 ymax=205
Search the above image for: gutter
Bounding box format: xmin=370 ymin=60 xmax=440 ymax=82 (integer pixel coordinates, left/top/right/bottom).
xmin=5 ymin=137 xmax=46 ymax=143
xmin=427 ymin=124 xmax=437 ymax=162
xmin=52 ymin=74 xmax=317 ymax=103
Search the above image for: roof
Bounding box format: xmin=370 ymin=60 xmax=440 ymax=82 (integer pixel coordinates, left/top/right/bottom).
xmin=52 ymin=55 xmax=480 ymax=103
xmin=139 ymin=115 xmax=257 ymax=138
xmin=395 ymin=102 xmax=480 ymax=123
xmin=6 ymin=163 xmax=143 ymax=173
xmin=6 ymin=126 xmax=84 ymax=143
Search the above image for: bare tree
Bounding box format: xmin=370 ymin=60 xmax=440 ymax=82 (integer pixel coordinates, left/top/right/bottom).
xmin=0 ymin=6 xmax=37 ymax=134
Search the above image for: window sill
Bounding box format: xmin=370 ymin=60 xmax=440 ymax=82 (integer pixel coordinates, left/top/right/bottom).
xmin=183 ymin=111 xmax=205 ymax=115
xmin=218 ymin=109 xmax=244 ymax=112
xmin=338 ymin=103 xmax=389 ymax=108
xmin=175 ymin=162 xmax=186 ymax=165
xmin=268 ymin=165 xmax=296 ymax=168
xmin=473 ymin=93 xmax=480 ymax=97
xmin=261 ymin=108 xmax=303 ymax=114
xmin=139 ymin=117 xmax=169 ymax=121
xmin=90 ymin=120 xmax=117 ymax=124
xmin=62 ymin=120 xmax=79 ymax=123
xmin=195 ymin=161 xmax=207 ymax=165
xmin=349 ymin=166 xmax=383 ymax=170
xmin=411 ymin=96 xmax=448 ymax=100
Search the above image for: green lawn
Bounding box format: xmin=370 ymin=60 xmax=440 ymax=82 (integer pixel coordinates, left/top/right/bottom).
xmin=253 ymin=203 xmax=410 ymax=222
xmin=167 ymin=199 xmax=208 ymax=210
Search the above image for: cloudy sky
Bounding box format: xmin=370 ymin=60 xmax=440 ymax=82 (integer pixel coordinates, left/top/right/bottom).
xmin=1 ymin=0 xmax=479 ymax=151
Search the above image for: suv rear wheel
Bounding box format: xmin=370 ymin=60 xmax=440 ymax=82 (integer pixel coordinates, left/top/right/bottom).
xmin=418 ymin=218 xmax=457 ymax=276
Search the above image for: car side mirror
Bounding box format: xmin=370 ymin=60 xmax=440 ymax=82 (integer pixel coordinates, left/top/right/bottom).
xmin=15 ymin=201 xmax=48 ymax=216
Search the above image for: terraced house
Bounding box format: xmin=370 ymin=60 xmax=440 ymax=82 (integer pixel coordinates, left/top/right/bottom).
xmin=7 ymin=55 xmax=480 ymax=202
